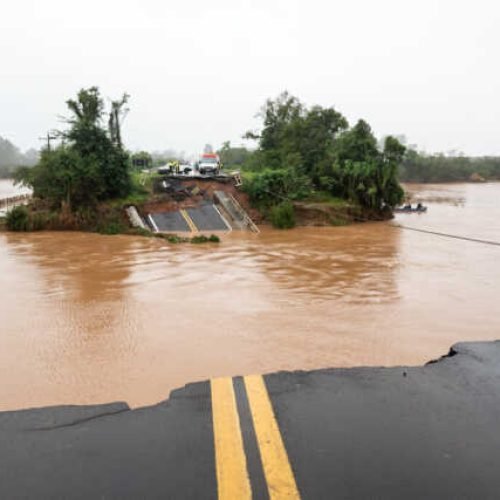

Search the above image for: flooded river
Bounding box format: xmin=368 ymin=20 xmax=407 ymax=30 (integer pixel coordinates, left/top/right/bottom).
xmin=1 ymin=181 xmax=499 ymax=410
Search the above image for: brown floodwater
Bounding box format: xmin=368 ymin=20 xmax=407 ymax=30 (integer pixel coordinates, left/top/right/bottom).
xmin=1 ymin=182 xmax=499 ymax=410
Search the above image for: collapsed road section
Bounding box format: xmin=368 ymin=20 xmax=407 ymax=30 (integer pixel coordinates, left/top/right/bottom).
xmin=148 ymin=201 xmax=231 ymax=233
xmin=2 ymin=341 xmax=500 ymax=498
xmin=137 ymin=173 xmax=260 ymax=235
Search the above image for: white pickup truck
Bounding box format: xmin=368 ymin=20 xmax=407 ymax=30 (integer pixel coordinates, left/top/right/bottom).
xmin=198 ymin=153 xmax=221 ymax=175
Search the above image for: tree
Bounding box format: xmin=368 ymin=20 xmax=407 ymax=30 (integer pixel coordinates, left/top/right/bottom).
xmin=330 ymin=131 xmax=405 ymax=209
xmin=108 ymin=94 xmax=130 ymax=148
xmin=334 ymin=120 xmax=379 ymax=164
xmin=254 ymin=92 xmax=348 ymax=177
xmin=217 ymin=141 xmax=253 ymax=167
xmin=65 ymin=88 xmax=131 ymax=200
xmin=22 ymin=147 xmax=103 ymax=209
xmin=246 ymin=92 xmax=405 ymax=211
xmin=17 ymin=87 xmax=131 ymax=210
xmin=66 ymin=87 xmax=104 ymax=126
xmin=259 ymin=92 xmax=304 ymax=153
xmin=131 ymin=151 xmax=153 ymax=169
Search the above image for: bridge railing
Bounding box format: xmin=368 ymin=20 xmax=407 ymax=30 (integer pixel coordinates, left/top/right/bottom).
xmin=0 ymin=193 xmax=32 ymax=210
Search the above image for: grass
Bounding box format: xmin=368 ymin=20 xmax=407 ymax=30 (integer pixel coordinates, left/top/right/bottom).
xmin=305 ymin=191 xmax=351 ymax=207
xmin=109 ymin=170 xmax=160 ymax=208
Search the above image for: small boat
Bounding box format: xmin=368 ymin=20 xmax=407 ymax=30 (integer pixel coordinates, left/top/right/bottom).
xmin=394 ymin=204 xmax=427 ymax=213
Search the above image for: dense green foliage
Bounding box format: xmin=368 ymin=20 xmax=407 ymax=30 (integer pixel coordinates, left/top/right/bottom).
xmin=131 ymin=151 xmax=153 ymax=169
xmin=191 ymin=234 xmax=221 ymax=244
xmin=16 ymin=87 xmax=131 ymax=210
xmin=244 ymin=169 xmax=312 ymax=205
xmin=242 ymin=92 xmax=405 ymax=212
xmin=6 ymin=206 xmax=30 ymax=231
xmin=400 ymin=149 xmax=500 ymax=182
xmin=330 ymin=132 xmax=405 ymax=209
xmin=270 ymin=201 xmax=296 ymax=229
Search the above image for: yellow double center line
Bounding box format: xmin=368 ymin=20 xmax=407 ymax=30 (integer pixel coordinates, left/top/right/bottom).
xmin=180 ymin=209 xmax=198 ymax=232
xmin=211 ymin=375 xmax=300 ymax=499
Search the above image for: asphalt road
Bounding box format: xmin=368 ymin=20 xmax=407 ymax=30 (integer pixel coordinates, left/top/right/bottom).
xmin=149 ymin=211 xmax=190 ymax=232
xmin=186 ymin=204 xmax=230 ymax=232
xmin=149 ymin=204 xmax=229 ymax=233
xmin=2 ymin=341 xmax=500 ymax=499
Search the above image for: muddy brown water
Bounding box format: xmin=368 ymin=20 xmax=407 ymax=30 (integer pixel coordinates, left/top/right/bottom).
xmin=1 ymin=181 xmax=499 ymax=410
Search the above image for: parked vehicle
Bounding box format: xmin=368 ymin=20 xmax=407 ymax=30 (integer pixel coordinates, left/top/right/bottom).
xmin=198 ymin=153 xmax=221 ymax=175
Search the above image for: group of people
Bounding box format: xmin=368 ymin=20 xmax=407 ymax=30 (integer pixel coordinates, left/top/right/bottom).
xmin=167 ymin=160 xmax=181 ymax=174
xmin=402 ymin=202 xmax=424 ymax=211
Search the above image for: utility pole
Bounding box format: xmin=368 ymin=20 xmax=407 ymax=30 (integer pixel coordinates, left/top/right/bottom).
xmin=39 ymin=132 xmax=57 ymax=152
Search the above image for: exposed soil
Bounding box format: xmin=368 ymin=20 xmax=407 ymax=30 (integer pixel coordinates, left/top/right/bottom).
xmin=138 ymin=177 xmax=392 ymax=229
xmin=138 ymin=178 xmax=265 ymax=224
xmin=293 ymin=201 xmax=392 ymax=226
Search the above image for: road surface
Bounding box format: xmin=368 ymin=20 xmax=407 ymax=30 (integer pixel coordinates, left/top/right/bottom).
xmin=2 ymin=341 xmax=500 ymax=499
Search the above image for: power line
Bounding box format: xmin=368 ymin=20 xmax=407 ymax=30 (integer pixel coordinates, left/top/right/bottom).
xmin=393 ymin=224 xmax=500 ymax=247
xmin=38 ymin=132 xmax=57 ymax=152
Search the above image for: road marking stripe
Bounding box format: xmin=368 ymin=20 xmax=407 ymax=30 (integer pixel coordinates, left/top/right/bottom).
xmin=147 ymin=214 xmax=159 ymax=233
xmin=213 ymin=204 xmax=233 ymax=232
xmin=211 ymin=378 xmax=252 ymax=500
xmin=244 ymin=375 xmax=301 ymax=500
xmin=180 ymin=209 xmax=198 ymax=232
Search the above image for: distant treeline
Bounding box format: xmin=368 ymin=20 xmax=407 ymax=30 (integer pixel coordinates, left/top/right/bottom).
xmin=219 ymin=144 xmax=500 ymax=184
xmin=399 ymin=149 xmax=500 ymax=183
xmin=0 ymin=136 xmax=38 ymax=178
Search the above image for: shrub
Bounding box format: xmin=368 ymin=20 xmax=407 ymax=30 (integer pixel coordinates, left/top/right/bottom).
xmin=270 ymin=201 xmax=296 ymax=229
xmin=153 ymin=233 xmax=186 ymax=244
xmin=131 ymin=227 xmax=152 ymax=237
xmin=6 ymin=206 xmax=30 ymax=231
xmin=31 ymin=212 xmax=50 ymax=231
xmin=191 ymin=234 xmax=220 ymax=244
xmin=97 ymin=219 xmax=127 ymax=235
xmin=244 ymin=168 xmax=311 ymax=206
xmin=191 ymin=235 xmax=209 ymax=244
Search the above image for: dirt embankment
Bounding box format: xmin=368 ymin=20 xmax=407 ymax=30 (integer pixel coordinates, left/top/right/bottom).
xmin=293 ymin=202 xmax=392 ymax=226
xmin=139 ymin=179 xmax=265 ymax=224
xmin=137 ymin=178 xmax=391 ymax=228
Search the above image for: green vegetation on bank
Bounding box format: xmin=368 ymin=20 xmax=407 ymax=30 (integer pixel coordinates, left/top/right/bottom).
xmin=6 ymin=87 xmax=142 ymax=236
xmin=225 ymin=92 xmax=405 ymax=227
xmin=16 ymin=87 xmax=131 ymax=211
xmin=270 ymin=201 xmax=296 ymax=229
xmin=13 ymin=88 xmax=487 ymax=234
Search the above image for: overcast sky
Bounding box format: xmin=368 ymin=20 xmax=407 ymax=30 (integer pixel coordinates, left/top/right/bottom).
xmin=1 ymin=0 xmax=499 ymax=156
